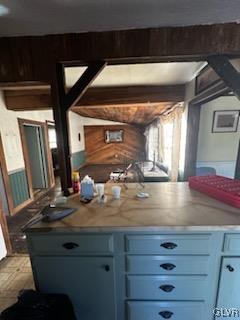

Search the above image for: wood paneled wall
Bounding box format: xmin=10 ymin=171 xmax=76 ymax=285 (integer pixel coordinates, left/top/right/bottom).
xmin=84 ymin=125 xmax=145 ymax=164
xmin=1 ymin=23 xmax=240 ymax=82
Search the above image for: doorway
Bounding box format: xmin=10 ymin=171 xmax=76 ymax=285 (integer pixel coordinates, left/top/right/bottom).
xmin=24 ymin=125 xmax=48 ymax=193
xmin=18 ymin=119 xmax=55 ymax=199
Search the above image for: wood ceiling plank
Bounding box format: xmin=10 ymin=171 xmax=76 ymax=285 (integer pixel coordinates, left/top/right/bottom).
xmin=74 ymin=102 xmax=173 ymax=125
xmin=1 ymin=23 xmax=240 ymax=82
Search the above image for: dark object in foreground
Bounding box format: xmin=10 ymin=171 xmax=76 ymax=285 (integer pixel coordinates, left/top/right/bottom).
xmin=0 ymin=290 xmax=76 ymax=320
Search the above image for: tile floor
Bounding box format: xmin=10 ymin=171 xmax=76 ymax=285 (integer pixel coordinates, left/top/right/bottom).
xmin=0 ymin=255 xmax=34 ymax=312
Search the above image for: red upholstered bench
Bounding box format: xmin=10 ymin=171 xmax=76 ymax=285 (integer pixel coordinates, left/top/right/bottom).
xmin=189 ymin=175 xmax=240 ymax=208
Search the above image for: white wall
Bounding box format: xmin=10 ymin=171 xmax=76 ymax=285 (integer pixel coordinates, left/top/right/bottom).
xmin=197 ymin=96 xmax=240 ymax=178
xmin=68 ymin=111 xmax=85 ymax=154
xmin=0 ymin=91 xmax=53 ymax=172
xmin=0 ymin=89 xmax=125 ymax=172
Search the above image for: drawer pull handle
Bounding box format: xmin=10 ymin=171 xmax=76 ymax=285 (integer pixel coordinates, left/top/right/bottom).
xmin=160 ymin=263 xmax=176 ymax=271
xmin=226 ymin=265 xmax=235 ymax=272
xmin=159 ymin=311 xmax=174 ymax=319
xmin=159 ymin=285 xmax=175 ymax=292
xmin=160 ymin=242 xmax=177 ymax=250
xmin=104 ymin=265 xmax=110 ymax=272
xmin=62 ymin=242 xmax=79 ymax=250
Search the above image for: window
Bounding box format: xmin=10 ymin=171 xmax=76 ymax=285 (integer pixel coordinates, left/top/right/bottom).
xmin=48 ymin=127 xmax=57 ymax=149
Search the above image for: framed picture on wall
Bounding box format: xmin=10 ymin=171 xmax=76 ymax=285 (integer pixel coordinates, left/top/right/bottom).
xmin=105 ymin=130 xmax=123 ymax=143
xmin=212 ymin=110 xmax=239 ymax=133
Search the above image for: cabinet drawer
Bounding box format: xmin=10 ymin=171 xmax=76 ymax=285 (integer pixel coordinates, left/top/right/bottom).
xmin=126 ymin=255 xmax=210 ymax=275
xmin=125 ymin=234 xmax=211 ymax=254
xmin=29 ymin=234 xmax=113 ymax=254
xmin=223 ymin=234 xmax=240 ymax=253
xmin=126 ymin=275 xmax=207 ymax=300
xmin=127 ymin=301 xmax=204 ymax=320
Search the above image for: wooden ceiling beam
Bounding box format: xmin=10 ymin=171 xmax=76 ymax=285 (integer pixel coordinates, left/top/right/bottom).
xmin=4 ymin=85 xmax=185 ymax=111
xmin=51 ymin=61 xmax=106 ymax=195
xmin=190 ymin=80 xmax=230 ymax=106
xmin=62 ymin=61 xmax=107 ymax=110
xmin=1 ymin=23 xmax=240 ymax=82
xmin=78 ymin=85 xmax=185 ymax=106
xmin=0 ymin=81 xmax=49 ymax=90
xmin=206 ymin=55 xmax=240 ymax=100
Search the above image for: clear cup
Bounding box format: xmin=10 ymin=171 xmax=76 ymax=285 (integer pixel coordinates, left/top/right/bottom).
xmin=112 ymin=185 xmax=121 ymax=199
xmin=96 ymin=184 xmax=105 ymax=202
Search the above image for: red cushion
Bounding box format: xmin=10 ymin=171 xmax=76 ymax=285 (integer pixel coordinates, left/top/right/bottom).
xmin=189 ymin=175 xmax=240 ymax=208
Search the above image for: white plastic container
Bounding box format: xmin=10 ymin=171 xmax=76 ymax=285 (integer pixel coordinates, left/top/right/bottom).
xmin=112 ymin=186 xmax=121 ymax=199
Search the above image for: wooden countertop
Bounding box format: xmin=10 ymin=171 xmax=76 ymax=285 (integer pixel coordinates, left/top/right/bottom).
xmin=27 ymin=182 xmax=240 ymax=232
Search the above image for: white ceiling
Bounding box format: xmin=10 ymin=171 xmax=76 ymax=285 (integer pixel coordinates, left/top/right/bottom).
xmin=0 ymin=0 xmax=240 ymax=36
xmin=65 ymin=62 xmax=206 ymax=87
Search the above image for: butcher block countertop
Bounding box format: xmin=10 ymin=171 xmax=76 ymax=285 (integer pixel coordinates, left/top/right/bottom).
xmin=27 ymin=182 xmax=240 ymax=232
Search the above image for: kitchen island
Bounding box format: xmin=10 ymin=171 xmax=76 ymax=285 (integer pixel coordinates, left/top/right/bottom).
xmin=25 ymin=183 xmax=240 ymax=320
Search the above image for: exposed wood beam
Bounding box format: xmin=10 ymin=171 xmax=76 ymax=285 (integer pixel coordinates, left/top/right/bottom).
xmin=78 ymin=85 xmax=185 ymax=106
xmin=51 ymin=62 xmax=106 ymax=195
xmin=51 ymin=63 xmax=71 ymax=196
xmin=190 ymin=80 xmax=230 ymax=106
xmin=4 ymin=91 xmax=51 ymax=110
xmin=64 ymin=61 xmax=107 ymax=109
xmin=4 ymin=85 xmax=185 ymax=111
xmin=207 ymin=55 xmax=240 ymax=100
xmin=1 ymin=23 xmax=240 ymax=82
xmin=0 ymin=81 xmax=49 ymax=90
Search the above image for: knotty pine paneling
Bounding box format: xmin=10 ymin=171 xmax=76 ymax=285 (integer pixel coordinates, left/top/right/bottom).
xmin=84 ymin=125 xmax=145 ymax=164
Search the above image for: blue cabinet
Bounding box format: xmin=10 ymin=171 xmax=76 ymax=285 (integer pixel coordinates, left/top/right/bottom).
xmin=32 ymin=256 xmax=115 ymax=320
xmin=127 ymin=301 xmax=205 ymax=320
xmin=26 ymin=231 xmax=225 ymax=320
xmin=217 ymin=257 xmax=240 ymax=320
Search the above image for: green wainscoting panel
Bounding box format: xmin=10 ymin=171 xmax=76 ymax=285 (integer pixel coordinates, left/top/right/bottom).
xmin=9 ymin=168 xmax=30 ymax=207
xmin=71 ymin=150 xmax=85 ymax=170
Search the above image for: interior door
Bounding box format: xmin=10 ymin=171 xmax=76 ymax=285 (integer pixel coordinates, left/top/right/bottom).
xmin=0 ymin=166 xmax=9 ymax=215
xmin=24 ymin=125 xmax=48 ymax=189
xmin=33 ymin=256 xmax=116 ymax=320
xmin=217 ymin=257 xmax=240 ymax=319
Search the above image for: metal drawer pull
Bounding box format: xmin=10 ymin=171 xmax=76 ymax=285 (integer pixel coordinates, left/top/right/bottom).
xmin=104 ymin=265 xmax=110 ymax=272
xmin=160 ymin=242 xmax=177 ymax=250
xmin=159 ymin=285 xmax=175 ymax=292
xmin=62 ymin=242 xmax=79 ymax=250
xmin=226 ymin=265 xmax=234 ymax=272
xmin=160 ymin=263 xmax=176 ymax=271
xmin=159 ymin=311 xmax=174 ymax=319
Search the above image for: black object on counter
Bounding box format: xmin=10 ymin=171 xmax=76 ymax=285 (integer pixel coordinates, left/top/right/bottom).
xmin=0 ymin=289 xmax=77 ymax=320
xmin=21 ymin=206 xmax=76 ymax=231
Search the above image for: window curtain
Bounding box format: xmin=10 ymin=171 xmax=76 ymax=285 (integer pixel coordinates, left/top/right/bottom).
xmin=144 ymin=120 xmax=160 ymax=162
xmin=161 ymin=107 xmax=183 ymax=181
xmin=145 ymin=105 xmax=183 ymax=182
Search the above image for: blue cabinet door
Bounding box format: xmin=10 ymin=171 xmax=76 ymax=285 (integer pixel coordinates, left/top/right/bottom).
xmin=217 ymin=257 xmax=240 ymax=319
xmin=33 ymin=256 xmax=115 ymax=320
